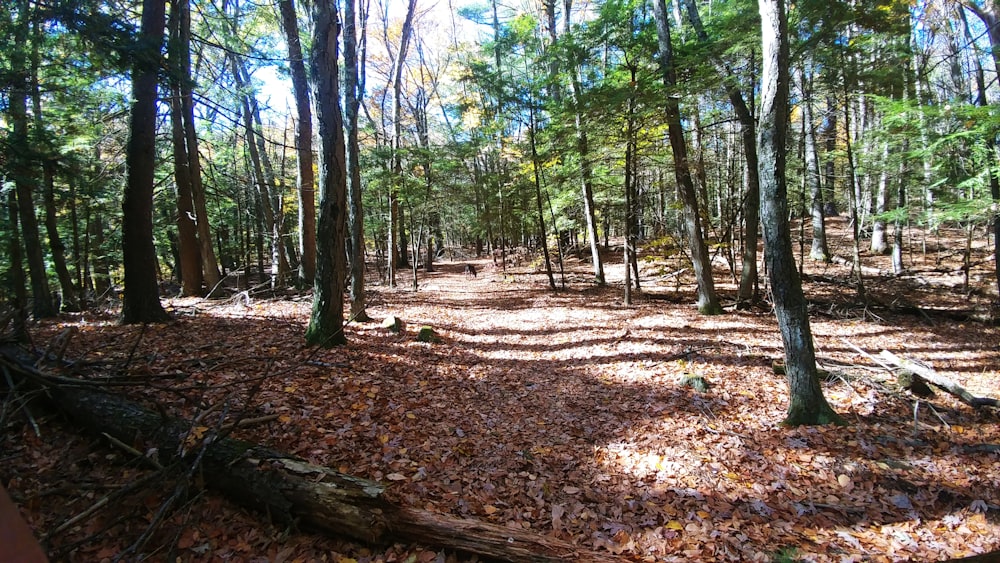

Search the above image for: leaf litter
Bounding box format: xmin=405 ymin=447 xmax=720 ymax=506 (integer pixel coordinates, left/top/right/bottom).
xmin=5 ymin=240 xmax=1000 ymax=562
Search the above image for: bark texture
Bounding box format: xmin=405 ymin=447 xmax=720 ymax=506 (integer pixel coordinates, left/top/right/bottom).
xmin=305 ymin=0 xmax=348 ymax=346
xmin=121 ymin=0 xmax=170 ymax=324
xmin=757 ymin=0 xmax=842 ymax=426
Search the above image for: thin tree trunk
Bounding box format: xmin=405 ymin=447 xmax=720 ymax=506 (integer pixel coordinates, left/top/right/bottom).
xmin=386 ymin=0 xmax=418 ymax=285
xmin=529 ymin=104 xmax=556 ymax=291
xmin=89 ymin=212 xmax=111 ymax=296
xmin=177 ymin=0 xmax=221 ymax=292
xmin=892 ymin=142 xmax=907 ymax=274
xmin=169 ymin=0 xmax=204 ymax=297
xmin=683 ymin=0 xmax=758 ymax=306
xmin=344 ymin=0 xmax=370 ymax=320
xmin=565 ymin=0 xmax=605 ymax=286
xmin=232 ymin=56 xmax=288 ymax=287
xmin=797 ymin=66 xmax=829 ymax=262
xmin=122 ymin=0 xmax=171 ymax=324
xmin=757 ymin=0 xmax=841 ymax=426
xmin=9 ymin=0 xmax=54 ymax=319
xmin=653 ymin=0 xmax=720 ymax=314
xmin=871 ymin=142 xmax=889 ymax=254
xmin=6 ymin=191 xmax=28 ymax=342
xmin=31 ymin=21 xmax=79 ymax=311
xmin=170 ymin=86 xmax=204 ymax=296
xmin=841 ymin=71 xmax=866 ymax=301
xmin=277 ymin=0 xmax=316 ymax=285
xmin=961 ymin=2 xmax=1000 ymax=296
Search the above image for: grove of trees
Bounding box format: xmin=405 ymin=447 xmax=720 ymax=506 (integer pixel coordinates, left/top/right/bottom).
xmin=4 ymin=0 xmax=1000 ymax=424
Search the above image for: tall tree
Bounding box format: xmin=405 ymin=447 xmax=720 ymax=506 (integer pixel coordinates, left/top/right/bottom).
xmin=8 ymin=0 xmax=55 ymax=318
xmin=31 ymin=17 xmax=80 ymax=311
xmin=564 ymin=0 xmax=606 ymax=286
xmin=277 ymin=0 xmax=316 ymax=285
xmin=177 ymin=0 xmax=222 ymax=293
xmin=757 ymin=0 xmax=842 ymax=426
xmin=304 ymin=0 xmax=349 ymax=346
xmin=683 ymin=0 xmax=760 ymax=307
xmin=169 ymin=0 xmax=204 ymax=296
xmin=121 ymin=0 xmax=171 ymax=323
xmin=653 ymin=0 xmax=721 ymax=315
xmin=386 ymin=0 xmax=418 ymax=286
xmin=961 ymin=1 xmax=1000 ymax=296
xmin=344 ymin=0 xmax=370 ymax=320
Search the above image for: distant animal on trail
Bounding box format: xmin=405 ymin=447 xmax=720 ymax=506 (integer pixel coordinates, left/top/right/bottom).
xmin=464 ymin=264 xmax=477 ymax=278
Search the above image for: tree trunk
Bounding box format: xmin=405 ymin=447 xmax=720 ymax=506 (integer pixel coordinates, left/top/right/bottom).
xmin=8 ymin=0 xmax=55 ymax=319
xmin=796 ymin=66 xmax=829 ymax=262
xmin=529 ymin=105 xmax=557 ymax=291
xmin=169 ymin=84 xmax=204 ymax=297
xmin=89 ymin=212 xmax=112 ymax=297
xmin=892 ymin=143 xmax=907 ymax=275
xmin=305 ymin=0 xmax=348 ymax=347
xmin=177 ymin=0 xmax=222 ymax=293
xmin=121 ymin=0 xmax=171 ymax=324
xmin=653 ymin=0 xmax=721 ymax=315
xmin=564 ymin=0 xmax=605 ymax=286
xmin=871 ymin=142 xmax=889 ymax=254
xmin=389 ymin=0 xmax=418 ymax=279
xmin=5 ymin=191 xmax=28 ymax=342
xmin=343 ymin=0 xmax=370 ymax=321
xmin=30 ymin=21 xmax=79 ymax=311
xmin=169 ymin=1 xmax=204 ymax=297
xmin=757 ymin=0 xmax=842 ymax=427
xmin=961 ymin=2 xmax=1000 ymax=297
xmin=683 ymin=0 xmax=758 ymax=307
xmin=277 ymin=0 xmax=316 ymax=286
xmin=232 ymin=56 xmax=289 ymax=288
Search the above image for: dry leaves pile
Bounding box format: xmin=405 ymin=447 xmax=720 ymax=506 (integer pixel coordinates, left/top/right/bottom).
xmin=5 ymin=228 xmax=1000 ymax=562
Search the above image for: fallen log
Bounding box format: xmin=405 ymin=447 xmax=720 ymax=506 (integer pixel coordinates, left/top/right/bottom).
xmin=878 ymin=350 xmax=1000 ymax=409
xmin=0 ymin=347 xmax=614 ymax=562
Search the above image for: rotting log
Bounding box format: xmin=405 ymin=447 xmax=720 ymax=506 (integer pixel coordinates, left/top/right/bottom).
xmin=0 ymin=347 xmax=615 ymax=562
xmin=878 ymin=350 xmax=1000 ymax=408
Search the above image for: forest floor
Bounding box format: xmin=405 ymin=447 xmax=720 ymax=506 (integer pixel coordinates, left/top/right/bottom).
xmin=4 ymin=217 xmax=1000 ymax=562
